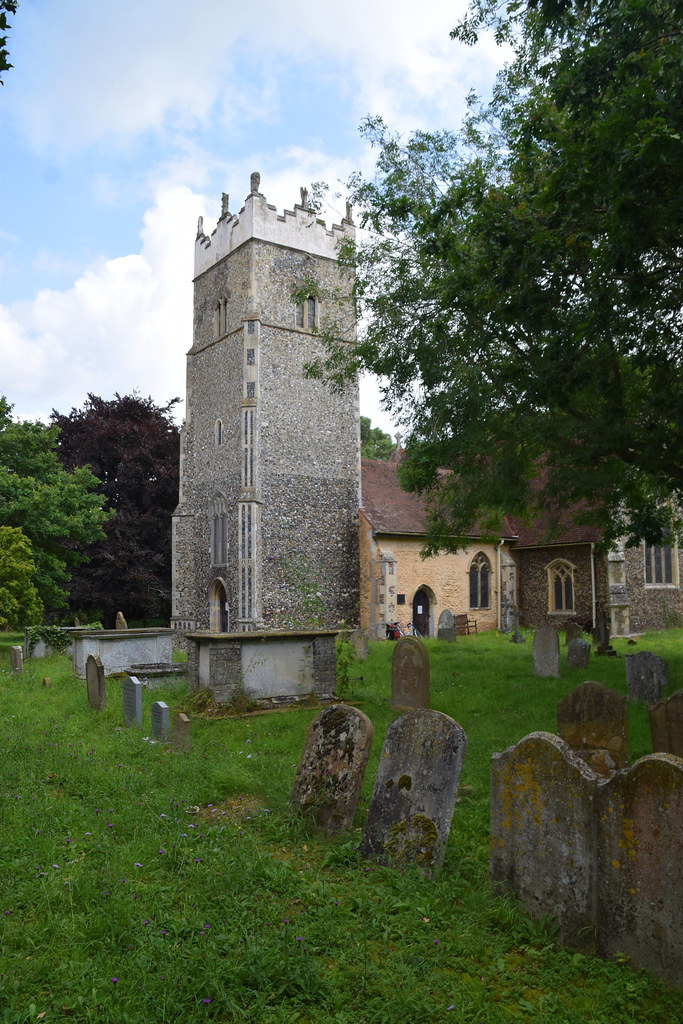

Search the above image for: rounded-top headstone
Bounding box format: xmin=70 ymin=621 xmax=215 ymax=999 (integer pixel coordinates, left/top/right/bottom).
xmin=391 ymin=635 xmax=430 ymax=709
xmin=85 ymin=654 xmax=106 ymax=710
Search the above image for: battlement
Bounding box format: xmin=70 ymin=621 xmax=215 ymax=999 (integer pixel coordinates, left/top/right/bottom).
xmin=194 ymin=172 xmax=355 ymax=278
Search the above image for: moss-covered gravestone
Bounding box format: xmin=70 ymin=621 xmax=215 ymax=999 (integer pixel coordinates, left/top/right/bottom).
xmin=291 ymin=704 xmax=374 ymax=833
xmin=557 ymin=680 xmax=628 ymax=771
xmin=360 ymin=709 xmax=467 ymax=875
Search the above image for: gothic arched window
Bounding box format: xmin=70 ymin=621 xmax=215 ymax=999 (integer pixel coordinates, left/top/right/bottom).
xmin=211 ymin=495 xmax=228 ymax=566
xmin=469 ymin=552 xmax=491 ymax=609
xmin=547 ymin=560 xmax=575 ymax=613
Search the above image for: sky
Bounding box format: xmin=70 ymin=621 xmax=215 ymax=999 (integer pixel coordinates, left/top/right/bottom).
xmin=0 ymin=0 xmax=506 ymax=435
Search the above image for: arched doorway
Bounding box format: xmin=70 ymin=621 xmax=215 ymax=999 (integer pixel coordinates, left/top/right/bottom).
xmin=412 ymin=588 xmax=431 ymax=638
xmin=210 ymin=580 xmax=229 ymax=632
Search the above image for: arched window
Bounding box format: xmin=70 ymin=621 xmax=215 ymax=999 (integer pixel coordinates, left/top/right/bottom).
xmin=211 ymin=494 xmax=228 ymax=566
xmin=295 ymin=295 xmax=317 ymax=330
xmin=469 ymin=552 xmax=491 ymax=609
xmin=547 ymin=560 xmax=575 ymax=613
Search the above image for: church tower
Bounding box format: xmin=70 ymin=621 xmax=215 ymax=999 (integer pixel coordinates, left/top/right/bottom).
xmin=172 ymin=174 xmax=360 ymax=633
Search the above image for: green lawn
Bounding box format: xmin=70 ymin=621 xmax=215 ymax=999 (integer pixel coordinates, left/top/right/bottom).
xmin=0 ymin=629 xmax=680 ymax=1023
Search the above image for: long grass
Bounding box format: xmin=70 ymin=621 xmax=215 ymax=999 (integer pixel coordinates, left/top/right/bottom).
xmin=0 ymin=628 xmax=680 ymax=1023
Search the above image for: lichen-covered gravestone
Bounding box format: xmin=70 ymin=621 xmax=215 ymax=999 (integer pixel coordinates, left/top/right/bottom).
xmin=122 ymin=676 xmax=143 ymax=727
xmin=172 ymin=712 xmax=191 ymax=753
xmin=533 ymin=626 xmax=560 ymax=678
xmin=437 ymin=609 xmax=456 ymax=642
xmin=625 ymin=650 xmax=668 ymax=704
xmin=291 ymin=703 xmax=374 ymax=833
xmin=360 ymin=709 xmax=467 ymax=875
xmin=9 ymin=646 xmax=23 ymax=673
xmin=150 ymin=701 xmax=170 ymax=742
xmin=567 ymin=637 xmax=590 ymax=669
xmin=556 ymin=680 xmax=628 ymax=771
xmin=85 ymin=654 xmax=106 ymax=711
xmin=648 ymin=690 xmax=683 ymax=757
xmin=565 ymin=622 xmax=583 ymax=646
xmin=391 ymin=635 xmax=430 ymax=710
xmin=349 ymin=629 xmax=369 ymax=660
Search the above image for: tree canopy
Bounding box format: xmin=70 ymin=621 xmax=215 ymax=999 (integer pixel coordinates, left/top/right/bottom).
xmin=0 ymin=397 xmax=110 ymax=612
xmin=0 ymin=526 xmax=42 ymax=629
xmin=0 ymin=1 xmax=17 ymax=84
xmin=314 ymin=0 xmax=683 ymax=552
xmin=360 ymin=416 xmax=394 ymax=461
xmin=51 ymin=393 xmax=180 ymax=627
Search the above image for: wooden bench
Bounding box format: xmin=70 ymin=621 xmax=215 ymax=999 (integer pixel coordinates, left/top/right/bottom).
xmin=454 ymin=614 xmax=478 ymax=636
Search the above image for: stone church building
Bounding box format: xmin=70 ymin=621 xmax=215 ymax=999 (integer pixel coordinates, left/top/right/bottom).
xmin=173 ymin=176 xmax=683 ymax=640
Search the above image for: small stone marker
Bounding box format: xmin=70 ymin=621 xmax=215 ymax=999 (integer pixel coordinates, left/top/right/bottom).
xmin=291 ymin=703 xmax=374 ymax=833
xmin=391 ymin=635 xmax=430 ymax=710
xmin=42 ymin=677 xmax=51 ymax=688
xmin=360 ymin=709 xmax=467 ymax=875
xmin=9 ymin=645 xmax=23 ymax=673
xmin=150 ymin=701 xmax=170 ymax=742
xmin=565 ymin=622 xmax=583 ymax=646
xmin=437 ymin=609 xmax=456 ymax=642
xmin=533 ymin=626 xmax=560 ymax=678
xmin=567 ymin=637 xmax=590 ymax=669
xmin=122 ymin=675 xmax=143 ymax=727
xmin=557 ymin=680 xmax=628 ymax=771
xmin=625 ymin=650 xmax=668 ymax=705
xmin=648 ymin=690 xmax=683 ymax=757
xmin=173 ymin=712 xmax=191 ymax=752
xmin=115 ymin=610 xmax=128 ymax=630
xmin=85 ymin=654 xmax=106 ymax=710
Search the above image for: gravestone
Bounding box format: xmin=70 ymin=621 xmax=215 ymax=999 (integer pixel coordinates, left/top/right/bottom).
xmin=360 ymin=709 xmax=467 ymax=875
xmin=593 ymin=603 xmax=617 ymax=657
xmin=122 ymin=675 xmax=143 ymax=727
xmin=291 ymin=704 xmax=374 ymax=833
xmin=42 ymin=677 xmax=51 ymax=688
xmin=533 ymin=626 xmax=560 ymax=678
xmin=625 ymin=650 xmax=668 ymax=705
xmin=349 ymin=629 xmax=369 ymax=660
xmin=565 ymin=622 xmax=583 ymax=646
xmin=391 ymin=635 xmax=430 ymax=710
xmin=115 ymin=610 xmax=128 ymax=630
xmin=648 ymin=690 xmax=683 ymax=757
xmin=150 ymin=701 xmax=170 ymax=742
xmin=567 ymin=637 xmax=591 ymax=669
xmin=9 ymin=646 xmax=23 ymax=673
xmin=509 ymin=606 xmax=526 ymax=644
xmin=85 ymin=654 xmax=106 ymax=710
xmin=437 ymin=609 xmax=456 ymax=642
xmin=490 ymin=732 xmax=600 ymax=946
xmin=172 ymin=712 xmax=191 ymax=753
xmin=557 ymin=680 xmax=628 ymax=771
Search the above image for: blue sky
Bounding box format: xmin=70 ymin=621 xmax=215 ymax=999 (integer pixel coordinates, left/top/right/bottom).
xmin=0 ymin=0 xmax=505 ymax=432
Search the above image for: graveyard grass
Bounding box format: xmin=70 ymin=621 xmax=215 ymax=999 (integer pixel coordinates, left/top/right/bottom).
xmin=0 ymin=629 xmax=681 ymax=1023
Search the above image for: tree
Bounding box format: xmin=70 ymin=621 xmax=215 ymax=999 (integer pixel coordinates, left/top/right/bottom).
xmin=0 ymin=1 xmax=17 ymax=84
xmin=313 ymin=0 xmax=683 ymax=552
xmin=51 ymin=393 xmax=180 ymax=627
xmin=0 ymin=526 xmax=42 ymax=629
xmin=0 ymin=397 xmax=110 ymax=612
xmin=360 ymin=416 xmax=394 ymax=460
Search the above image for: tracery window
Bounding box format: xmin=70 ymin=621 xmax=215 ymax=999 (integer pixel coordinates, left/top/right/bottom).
xmin=547 ymin=560 xmax=575 ymax=613
xmin=469 ymin=552 xmax=491 ymax=609
xmin=644 ymin=543 xmax=676 ymax=585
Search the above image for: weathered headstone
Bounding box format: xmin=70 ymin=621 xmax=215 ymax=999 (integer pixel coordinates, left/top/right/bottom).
xmin=593 ymin=602 xmax=617 ymax=656
xmin=648 ymin=690 xmax=683 ymax=757
xmin=567 ymin=637 xmax=591 ymax=669
xmin=360 ymin=709 xmax=467 ymax=875
xmin=122 ymin=675 xmax=143 ymax=727
xmin=172 ymin=712 xmax=191 ymax=753
xmin=490 ymin=732 xmax=601 ymax=946
xmin=565 ymin=622 xmax=583 ymax=646
xmin=509 ymin=606 xmax=526 ymax=644
xmin=291 ymin=703 xmax=374 ymax=833
xmin=533 ymin=626 xmax=560 ymax=678
xmin=150 ymin=701 xmax=170 ymax=742
xmin=437 ymin=609 xmax=456 ymax=642
xmin=115 ymin=610 xmax=128 ymax=630
xmin=625 ymin=650 xmax=668 ymax=705
xmin=349 ymin=629 xmax=369 ymax=660
xmin=85 ymin=654 xmax=106 ymax=710
xmin=557 ymin=680 xmax=628 ymax=771
xmin=597 ymin=754 xmax=683 ymax=987
xmin=9 ymin=645 xmax=23 ymax=673
xmin=391 ymin=635 xmax=430 ymax=710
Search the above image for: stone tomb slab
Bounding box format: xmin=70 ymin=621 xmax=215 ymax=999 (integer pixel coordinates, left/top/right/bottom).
xmin=648 ymin=690 xmax=683 ymax=757
xmin=291 ymin=703 xmax=374 ymax=833
xmin=122 ymin=676 xmax=143 ymax=727
xmin=360 ymin=709 xmax=467 ymax=875
xmin=172 ymin=712 xmax=191 ymax=753
xmin=557 ymin=680 xmax=628 ymax=770
xmin=85 ymin=654 xmax=106 ymax=710
xmin=533 ymin=626 xmax=560 ymax=678
xmin=391 ymin=635 xmax=430 ymax=710
xmin=437 ymin=609 xmax=456 ymax=642
xmin=626 ymin=651 xmax=668 ymax=705
xmin=151 ymin=701 xmax=170 ymax=742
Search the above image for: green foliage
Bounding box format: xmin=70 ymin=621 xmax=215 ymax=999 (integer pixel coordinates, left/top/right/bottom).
xmin=0 ymin=526 xmax=42 ymax=629
xmin=313 ymin=0 xmax=683 ymax=552
xmin=0 ymin=397 xmax=111 ymax=610
xmin=360 ymin=415 xmax=394 ymax=460
xmin=24 ymin=624 xmax=73 ymax=655
xmin=0 ymin=0 xmax=17 ymax=84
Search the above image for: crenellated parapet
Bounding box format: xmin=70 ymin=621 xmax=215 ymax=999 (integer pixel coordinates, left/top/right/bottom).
xmin=194 ymin=173 xmax=355 ymax=278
